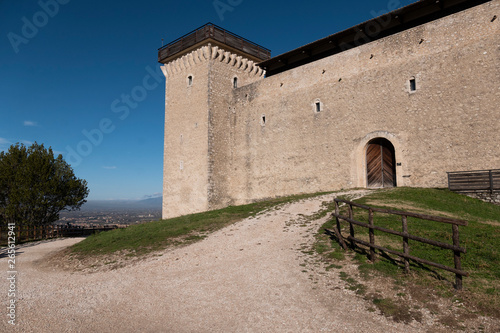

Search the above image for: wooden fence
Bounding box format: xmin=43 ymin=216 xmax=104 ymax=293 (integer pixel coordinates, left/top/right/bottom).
xmin=330 ymin=198 xmax=468 ymax=290
xmin=0 ymin=224 xmax=121 ymax=246
xmin=448 ymin=169 xmax=500 ymax=193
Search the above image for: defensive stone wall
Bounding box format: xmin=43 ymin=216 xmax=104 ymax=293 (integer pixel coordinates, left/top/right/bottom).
xmin=224 ymin=0 xmax=499 ymax=205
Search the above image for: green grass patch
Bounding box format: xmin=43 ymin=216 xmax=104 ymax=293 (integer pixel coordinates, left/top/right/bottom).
xmin=325 ymin=263 xmax=342 ymax=271
xmin=368 ymin=296 xmax=423 ymax=323
xmin=313 ymin=241 xmax=330 ymax=254
xmin=339 ymin=271 xmax=367 ymax=295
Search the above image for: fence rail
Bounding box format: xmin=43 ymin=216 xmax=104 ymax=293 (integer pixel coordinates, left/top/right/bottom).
xmin=330 ymin=199 xmax=468 ymax=290
xmin=0 ymin=224 xmax=122 ymax=246
xmin=448 ymin=169 xmax=500 ymax=193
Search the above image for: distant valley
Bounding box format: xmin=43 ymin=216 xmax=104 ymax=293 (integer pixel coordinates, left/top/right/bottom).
xmin=57 ymin=196 xmax=162 ymax=226
xmin=78 ymin=196 xmax=162 ymax=212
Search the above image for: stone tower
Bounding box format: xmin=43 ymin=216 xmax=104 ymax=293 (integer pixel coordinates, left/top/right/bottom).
xmin=158 ymin=24 xmax=270 ymax=219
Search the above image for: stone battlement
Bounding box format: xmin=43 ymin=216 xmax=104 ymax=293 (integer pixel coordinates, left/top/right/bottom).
xmin=161 ymin=45 xmax=265 ymax=78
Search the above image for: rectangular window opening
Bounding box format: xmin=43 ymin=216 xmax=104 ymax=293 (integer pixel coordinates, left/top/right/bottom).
xmin=409 ymin=78 xmax=416 ymax=92
xmin=315 ymin=102 xmax=321 ymax=112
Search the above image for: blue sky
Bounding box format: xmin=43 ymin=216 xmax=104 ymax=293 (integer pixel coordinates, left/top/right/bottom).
xmin=0 ymin=0 xmax=415 ymax=200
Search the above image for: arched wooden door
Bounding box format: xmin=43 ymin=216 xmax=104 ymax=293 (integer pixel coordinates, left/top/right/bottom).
xmin=366 ymin=138 xmax=396 ymax=188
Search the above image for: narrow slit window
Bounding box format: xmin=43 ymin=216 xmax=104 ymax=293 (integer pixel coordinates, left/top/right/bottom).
xmin=187 ymin=75 xmax=193 ymax=86
xmin=233 ymin=77 xmax=238 ymax=89
xmin=315 ymin=101 xmax=321 ymax=112
xmin=313 ymin=99 xmax=322 ymax=113
xmin=409 ymin=78 xmax=416 ymax=92
xmin=261 ymin=114 xmax=266 ymax=126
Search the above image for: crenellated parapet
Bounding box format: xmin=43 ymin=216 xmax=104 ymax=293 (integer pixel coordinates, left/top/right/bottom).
xmin=160 ymin=44 xmax=266 ymax=79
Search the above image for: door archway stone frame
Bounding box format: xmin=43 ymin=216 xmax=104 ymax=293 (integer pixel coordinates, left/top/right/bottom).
xmin=352 ymin=131 xmax=407 ymax=189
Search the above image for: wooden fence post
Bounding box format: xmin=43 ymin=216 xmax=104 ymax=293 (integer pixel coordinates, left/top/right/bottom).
xmin=348 ymin=204 xmax=355 ymax=249
xmin=402 ymin=215 xmax=410 ymax=274
xmin=368 ymin=208 xmax=375 ymax=261
xmin=489 ymin=170 xmax=494 ymax=194
xmin=334 ymin=200 xmax=347 ymax=250
xmin=335 ymin=201 xmax=341 ymax=231
xmin=452 ymin=224 xmax=463 ymax=290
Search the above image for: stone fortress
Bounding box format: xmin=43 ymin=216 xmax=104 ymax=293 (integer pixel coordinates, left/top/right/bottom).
xmin=158 ymin=0 xmax=499 ymax=219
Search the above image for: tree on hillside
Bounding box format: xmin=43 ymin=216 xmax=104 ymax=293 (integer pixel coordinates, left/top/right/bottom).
xmin=0 ymin=142 xmax=89 ymax=227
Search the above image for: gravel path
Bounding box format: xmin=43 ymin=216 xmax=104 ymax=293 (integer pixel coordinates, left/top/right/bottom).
xmin=1 ymin=192 xmax=430 ymax=332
